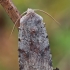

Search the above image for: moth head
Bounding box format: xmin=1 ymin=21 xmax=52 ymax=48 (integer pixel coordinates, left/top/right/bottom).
xmin=27 ymin=8 xmax=34 ymax=14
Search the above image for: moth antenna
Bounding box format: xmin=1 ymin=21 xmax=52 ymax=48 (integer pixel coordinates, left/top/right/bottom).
xmin=9 ymin=8 xmax=60 ymax=38
xmin=33 ymin=9 xmax=60 ymax=25
xmin=9 ymin=11 xmax=27 ymax=38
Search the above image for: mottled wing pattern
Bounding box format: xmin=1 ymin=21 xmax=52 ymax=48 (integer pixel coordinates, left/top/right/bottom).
xmin=18 ymin=9 xmax=53 ymax=70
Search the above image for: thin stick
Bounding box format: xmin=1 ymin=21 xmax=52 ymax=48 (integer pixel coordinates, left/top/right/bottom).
xmin=0 ymin=0 xmax=20 ymax=27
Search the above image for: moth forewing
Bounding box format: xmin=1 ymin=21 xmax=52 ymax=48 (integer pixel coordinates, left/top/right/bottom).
xmin=18 ymin=8 xmax=53 ymax=70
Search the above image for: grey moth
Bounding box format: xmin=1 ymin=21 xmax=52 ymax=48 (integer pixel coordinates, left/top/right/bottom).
xmin=18 ymin=8 xmax=53 ymax=70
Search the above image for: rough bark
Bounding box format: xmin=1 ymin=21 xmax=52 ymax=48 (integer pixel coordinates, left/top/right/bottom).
xmin=18 ymin=9 xmax=53 ymax=70
xmin=0 ymin=0 xmax=20 ymax=27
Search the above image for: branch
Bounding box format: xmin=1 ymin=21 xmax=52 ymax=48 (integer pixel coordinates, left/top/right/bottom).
xmin=0 ymin=0 xmax=20 ymax=28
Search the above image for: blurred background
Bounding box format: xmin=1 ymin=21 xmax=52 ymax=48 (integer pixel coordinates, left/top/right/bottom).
xmin=0 ymin=0 xmax=70 ymax=70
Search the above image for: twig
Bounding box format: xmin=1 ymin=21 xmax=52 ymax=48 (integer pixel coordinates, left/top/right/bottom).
xmin=0 ymin=0 xmax=20 ymax=28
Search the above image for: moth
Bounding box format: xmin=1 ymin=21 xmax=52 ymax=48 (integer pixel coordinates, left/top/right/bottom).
xmin=11 ymin=8 xmax=60 ymax=70
xmin=18 ymin=8 xmax=53 ymax=70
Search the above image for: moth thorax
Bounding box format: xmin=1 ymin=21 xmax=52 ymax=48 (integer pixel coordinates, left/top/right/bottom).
xmin=27 ymin=8 xmax=34 ymax=14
